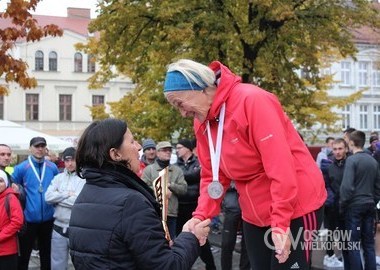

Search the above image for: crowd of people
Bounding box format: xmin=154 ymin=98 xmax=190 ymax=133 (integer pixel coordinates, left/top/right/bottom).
xmin=0 ymin=58 xmax=380 ymax=270
xmin=318 ymin=129 xmax=380 ymax=269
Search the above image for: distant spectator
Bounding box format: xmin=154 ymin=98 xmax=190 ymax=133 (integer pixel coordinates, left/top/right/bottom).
xmin=142 ymin=141 xmax=187 ymax=239
xmin=316 ymin=137 xmax=334 ymax=168
xmin=340 ymin=130 xmax=380 ymax=269
xmin=45 ymin=147 xmax=85 ymax=270
xmin=12 ymin=137 xmax=59 ymax=270
xmin=137 ymin=138 xmax=157 ymax=177
xmin=46 ymin=149 xmax=65 ymax=172
xmin=366 ymin=135 xmax=379 ymax=156
xmin=343 ymin=127 xmax=356 ymax=145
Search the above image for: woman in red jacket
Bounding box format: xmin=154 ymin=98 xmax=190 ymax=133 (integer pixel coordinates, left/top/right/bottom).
xmin=163 ymin=59 xmax=327 ymax=270
xmin=0 ymin=170 xmax=24 ymax=270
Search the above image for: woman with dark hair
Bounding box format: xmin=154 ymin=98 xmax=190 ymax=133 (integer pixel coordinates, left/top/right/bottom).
xmin=69 ymin=118 xmax=210 ymax=270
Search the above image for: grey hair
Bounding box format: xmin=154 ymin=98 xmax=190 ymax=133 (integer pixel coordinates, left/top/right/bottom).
xmin=167 ymin=59 xmax=216 ymax=89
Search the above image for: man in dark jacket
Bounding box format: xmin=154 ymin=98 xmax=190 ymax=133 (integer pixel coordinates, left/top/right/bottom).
xmin=321 ymin=138 xmax=347 ymax=268
xmin=340 ymin=130 xmax=380 ymax=270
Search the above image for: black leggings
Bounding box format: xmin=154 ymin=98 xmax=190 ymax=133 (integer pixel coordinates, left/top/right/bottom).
xmin=243 ymin=207 xmax=324 ymax=270
xmin=0 ymin=254 xmax=18 ymax=270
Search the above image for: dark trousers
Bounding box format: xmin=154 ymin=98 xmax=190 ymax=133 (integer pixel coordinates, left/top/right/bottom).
xmin=0 ymin=254 xmax=18 ymax=270
xmin=176 ymin=203 xmax=216 ymax=270
xmin=243 ymin=207 xmax=323 ymax=270
xmin=324 ymin=205 xmax=340 ymax=257
xmin=343 ymin=203 xmax=376 ymax=270
xmin=221 ymin=209 xmax=250 ymax=270
xmin=18 ymin=220 xmax=54 ymax=270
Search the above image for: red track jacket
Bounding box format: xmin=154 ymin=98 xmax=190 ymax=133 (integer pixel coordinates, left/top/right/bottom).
xmin=193 ymin=61 xmax=327 ymax=233
xmin=0 ymin=188 xmax=24 ymax=256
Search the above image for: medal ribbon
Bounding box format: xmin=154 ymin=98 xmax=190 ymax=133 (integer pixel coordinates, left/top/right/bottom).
xmin=28 ymin=156 xmax=46 ymax=189
xmin=206 ymin=103 xmax=226 ymax=183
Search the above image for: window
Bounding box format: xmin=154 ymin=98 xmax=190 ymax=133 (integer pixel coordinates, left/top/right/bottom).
xmin=26 ymin=94 xmax=39 ymax=120
xmin=92 ymin=95 xmax=104 ymax=106
xmin=49 ymin=51 xmax=57 ymax=71
xmin=35 ymin=51 xmax=44 ymax=71
xmin=0 ymin=95 xmax=3 ymax=120
xmin=340 ymin=62 xmax=351 ymax=85
xmin=358 ymin=61 xmax=369 ymax=86
xmin=74 ymin=53 xmax=83 ymax=72
xmin=87 ymin=54 xmax=96 ymax=73
xmin=373 ymin=62 xmax=380 ymax=87
xmin=341 ymin=105 xmax=351 ymax=129
xmin=374 ymin=105 xmax=380 ymax=130
xmin=59 ymin=95 xmax=72 ymax=121
xmin=359 ymin=105 xmax=368 ymax=130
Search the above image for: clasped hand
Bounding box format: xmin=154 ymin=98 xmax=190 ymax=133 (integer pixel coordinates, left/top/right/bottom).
xmin=182 ymin=218 xmax=211 ymax=246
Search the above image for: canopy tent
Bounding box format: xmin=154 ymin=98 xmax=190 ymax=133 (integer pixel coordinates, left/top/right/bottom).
xmin=0 ymin=120 xmax=73 ymax=155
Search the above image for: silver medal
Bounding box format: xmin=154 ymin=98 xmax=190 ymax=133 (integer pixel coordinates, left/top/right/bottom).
xmin=208 ymin=181 xmax=223 ymax=199
xmin=38 ymin=185 xmax=44 ymax=193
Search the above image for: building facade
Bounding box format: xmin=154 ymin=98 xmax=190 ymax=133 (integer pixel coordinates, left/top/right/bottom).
xmin=0 ymin=8 xmax=133 ymax=144
xmin=327 ymin=24 xmax=380 ymax=137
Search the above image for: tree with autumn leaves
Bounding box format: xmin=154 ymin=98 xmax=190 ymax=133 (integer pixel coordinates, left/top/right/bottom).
xmin=80 ymin=0 xmax=380 ymax=141
xmin=0 ymin=0 xmax=62 ymax=95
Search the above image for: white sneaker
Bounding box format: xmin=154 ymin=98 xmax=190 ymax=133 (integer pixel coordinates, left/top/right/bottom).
xmin=376 ymin=256 xmax=380 ymax=266
xmin=323 ymin=254 xmax=331 ymax=266
xmin=319 ymin=228 xmax=329 ymax=237
xmin=325 ymin=254 xmax=343 ymax=268
xmin=31 ymin=249 xmax=39 ymax=258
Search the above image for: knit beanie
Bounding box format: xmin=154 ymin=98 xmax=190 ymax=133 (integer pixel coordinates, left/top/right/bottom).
xmin=142 ymin=139 xmax=156 ymax=151
xmin=177 ymin=139 xmax=194 ymax=151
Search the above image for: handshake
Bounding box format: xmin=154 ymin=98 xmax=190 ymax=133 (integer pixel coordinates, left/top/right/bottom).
xmin=182 ymin=218 xmax=211 ymax=246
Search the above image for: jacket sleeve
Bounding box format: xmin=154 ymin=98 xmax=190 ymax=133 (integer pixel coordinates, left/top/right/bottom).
xmin=374 ymin=166 xmax=380 ymax=203
xmin=168 ymin=168 xmax=187 ymax=196
xmin=45 ymin=175 xmax=70 ymax=204
xmin=59 ymin=179 xmax=85 ymax=208
xmin=339 ymin=157 xmax=355 ymax=209
xmin=247 ymin=91 xmax=298 ymax=232
xmin=141 ymin=166 xmax=154 ymax=189
xmin=11 ymin=163 xmax=24 ymax=185
xmin=121 ymin=193 xmax=199 ymax=269
xmin=0 ymin=193 xmax=24 ymax=243
xmin=182 ymin=161 xmax=201 ymax=185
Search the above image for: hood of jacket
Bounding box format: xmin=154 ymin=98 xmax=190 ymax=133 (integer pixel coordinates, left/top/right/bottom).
xmin=199 ymin=61 xmax=241 ymax=123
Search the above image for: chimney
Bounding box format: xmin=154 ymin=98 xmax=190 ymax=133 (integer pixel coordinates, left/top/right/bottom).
xmin=67 ymin=8 xmax=91 ymax=19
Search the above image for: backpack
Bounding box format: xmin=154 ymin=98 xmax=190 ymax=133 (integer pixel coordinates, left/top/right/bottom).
xmin=4 ymin=193 xmax=27 ymax=236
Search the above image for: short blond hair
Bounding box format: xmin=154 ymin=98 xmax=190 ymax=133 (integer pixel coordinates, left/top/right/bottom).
xmin=167 ymin=59 xmax=216 ymax=89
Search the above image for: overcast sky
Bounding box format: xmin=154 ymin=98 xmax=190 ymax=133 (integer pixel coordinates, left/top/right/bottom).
xmin=0 ymin=0 xmax=99 ymax=18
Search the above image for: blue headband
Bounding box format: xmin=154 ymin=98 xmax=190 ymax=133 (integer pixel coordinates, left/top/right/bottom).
xmin=163 ymin=71 xmax=206 ymax=92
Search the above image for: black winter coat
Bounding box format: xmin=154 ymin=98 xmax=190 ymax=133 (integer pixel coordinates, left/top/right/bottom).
xmin=69 ymin=164 xmax=200 ymax=270
xmin=176 ymin=155 xmax=201 ymax=204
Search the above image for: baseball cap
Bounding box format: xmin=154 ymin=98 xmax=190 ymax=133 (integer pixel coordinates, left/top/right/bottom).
xmin=156 ymin=141 xmax=173 ymax=151
xmin=30 ymin=137 xmax=47 ymax=147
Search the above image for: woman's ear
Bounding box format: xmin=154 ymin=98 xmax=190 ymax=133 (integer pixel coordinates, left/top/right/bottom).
xmin=109 ymin=148 xmax=121 ymax=162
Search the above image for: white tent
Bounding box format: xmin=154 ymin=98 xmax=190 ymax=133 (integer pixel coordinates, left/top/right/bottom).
xmin=0 ymin=120 xmax=73 ymax=154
